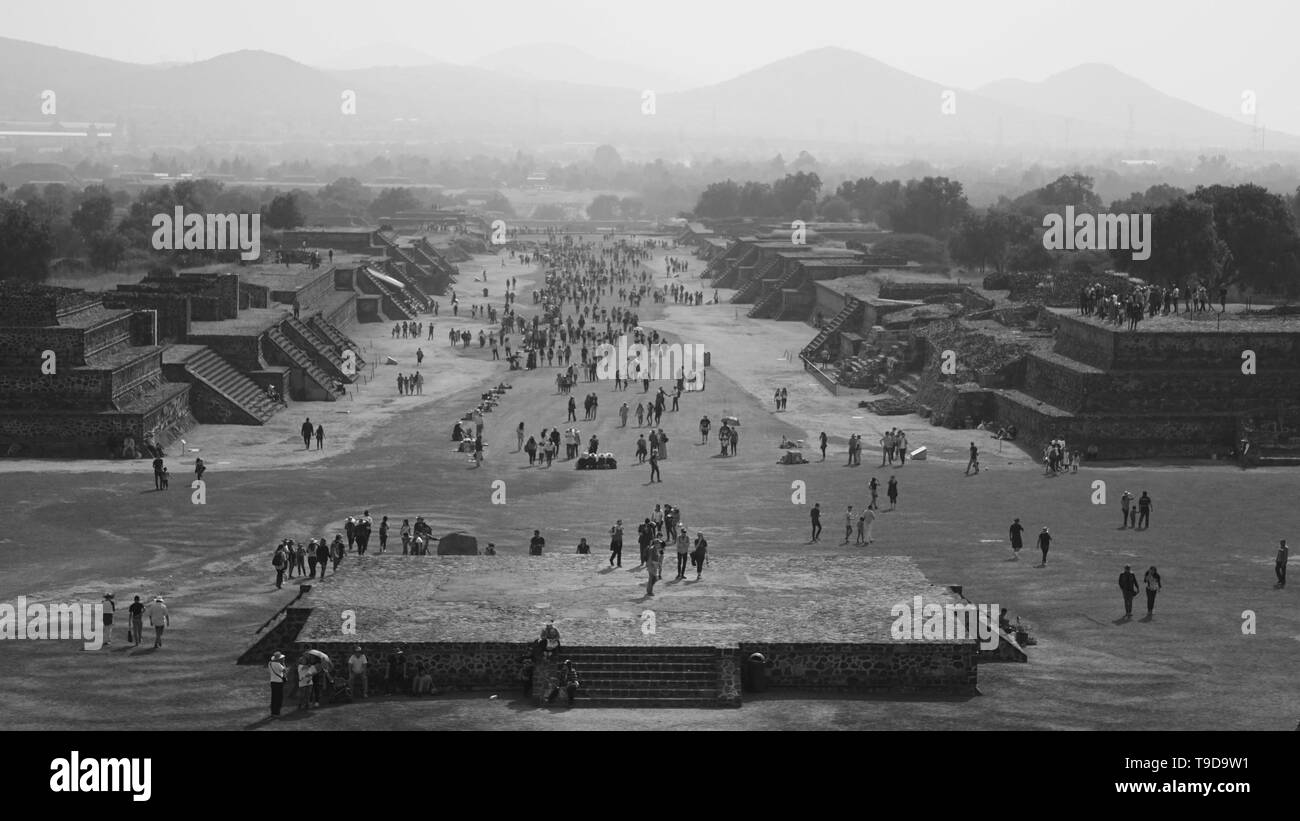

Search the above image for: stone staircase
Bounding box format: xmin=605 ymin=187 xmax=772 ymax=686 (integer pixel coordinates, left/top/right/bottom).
xmin=801 ymin=297 xmax=865 ymax=360
xmin=308 ymin=315 xmax=364 ymax=367
xmin=382 ymin=262 xmax=434 ymax=311
xmin=283 ymin=317 xmax=353 ymax=382
xmin=540 ymin=648 xmax=729 ymax=707
xmin=731 ymin=257 xmax=780 ymax=304
xmin=712 ymin=247 xmax=759 ymax=289
xmin=264 ymin=326 xmax=344 ymax=399
xmin=162 ymin=345 xmax=278 ymax=424
xmin=749 ymin=267 xmax=803 ymax=318
xmin=362 ymin=268 xmax=419 ymax=320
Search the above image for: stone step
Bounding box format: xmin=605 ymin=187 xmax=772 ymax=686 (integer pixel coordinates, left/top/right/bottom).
xmin=579 ymin=686 xmax=718 ymax=698
xmin=265 ymin=327 xmax=342 ymax=398
xmin=580 ymin=674 xmax=716 ymax=685
xmin=181 ymin=347 xmax=277 ymax=423
xmin=578 ymin=696 xmax=730 ymax=708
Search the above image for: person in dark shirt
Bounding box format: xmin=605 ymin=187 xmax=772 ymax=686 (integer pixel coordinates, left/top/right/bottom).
xmin=810 ymin=503 xmax=822 ymax=542
xmin=529 ymin=530 xmax=546 ymax=555
xmin=1137 ymin=492 xmax=1152 ymax=529
xmin=965 ymin=442 xmax=979 ymax=475
xmin=1037 ymin=527 xmax=1052 ymax=566
xmin=1009 ymin=518 xmax=1024 ymax=559
xmin=301 ymin=418 xmax=314 ymax=450
xmin=1118 ymin=565 xmax=1140 ymax=618
xmin=152 ymin=456 xmax=165 ymax=490
xmin=127 ymin=596 xmax=145 ymax=646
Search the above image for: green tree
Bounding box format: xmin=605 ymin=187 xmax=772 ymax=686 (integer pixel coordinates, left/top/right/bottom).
xmin=773 ymin=172 xmax=822 ymax=217
xmin=87 ymin=230 xmax=127 ymax=270
xmin=818 ymin=195 xmax=853 ymax=222
xmin=368 ymin=187 xmax=420 ymax=220
xmin=0 ymin=200 xmax=55 ymax=281
xmin=889 ymin=177 xmax=969 ymax=238
xmin=265 ymin=193 xmax=304 ymax=230
xmin=588 ymin=194 xmax=621 ymax=220
xmin=71 ymin=192 xmax=115 ymax=240
xmin=873 ymin=233 xmax=947 ymax=265
xmin=1190 ymin=183 xmax=1300 ymax=293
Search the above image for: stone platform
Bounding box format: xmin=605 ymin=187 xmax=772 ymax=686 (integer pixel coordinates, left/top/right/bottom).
xmin=244 ymin=555 xmax=985 ymax=704
xmin=295 ymin=554 xmax=964 ymax=647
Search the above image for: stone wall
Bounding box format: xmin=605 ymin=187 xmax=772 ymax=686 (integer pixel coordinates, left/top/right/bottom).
xmin=0 ymin=384 xmax=194 ymax=458
xmin=0 ymin=327 xmax=87 ymax=370
xmin=104 ymin=293 xmax=192 ymax=343
xmin=82 ymin=313 xmax=134 ymax=361
xmin=355 ymin=296 xmax=382 ymax=323
xmin=0 ymin=371 xmax=111 ymax=410
xmin=240 ymin=282 xmax=270 ymax=310
xmin=737 ymin=642 xmax=977 ymax=694
xmin=0 ymin=282 xmax=86 ymax=326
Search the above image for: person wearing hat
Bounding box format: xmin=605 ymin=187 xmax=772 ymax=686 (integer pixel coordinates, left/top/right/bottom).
xmin=347 ymin=645 xmax=369 ymax=698
xmin=147 ymin=596 xmax=170 ymax=648
xmin=1037 ymin=527 xmax=1052 ymax=567
xmin=127 ymin=595 xmax=145 ymax=646
xmin=546 ymin=659 xmax=581 ymax=706
xmin=268 ymin=651 xmax=287 ymax=717
xmin=101 ymin=594 xmax=115 ymax=647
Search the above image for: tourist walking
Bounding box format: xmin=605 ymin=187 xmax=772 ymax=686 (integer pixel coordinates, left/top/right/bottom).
xmin=348 ymin=646 xmax=369 ymax=698
xmin=966 ymin=442 xmax=979 ymax=475
xmin=1120 ymin=490 xmax=1133 ymax=527
xmin=1142 ymin=566 xmax=1162 ymax=616
xmin=609 ymin=520 xmax=624 ymax=567
xmin=819 ymin=432 xmax=828 ymax=461
xmin=810 ymin=503 xmax=822 ymax=542
xmin=301 ymin=418 xmax=313 ymax=449
xmin=315 ymin=424 xmax=324 ymax=449
xmin=887 ymin=476 xmax=898 ymax=510
xmin=1277 ymin=539 xmax=1289 ymax=587
xmin=842 ymin=506 xmax=855 ymax=544
xmin=127 ymin=595 xmax=145 ymax=647
xmin=1037 ymin=527 xmax=1051 ymax=566
xmin=148 ymin=596 xmax=169 ymax=648
xmin=649 ymin=450 xmax=661 ymax=482
xmin=675 ymin=530 xmax=691 ymax=579
xmin=272 ymin=544 xmax=287 ymax=588
xmin=868 ymin=477 xmax=879 ymax=510
xmin=1118 ymin=565 xmax=1140 ymax=619
xmin=692 ymin=532 xmax=708 ymax=580
xmin=194 ymin=457 xmax=205 ymax=482
xmin=1009 ymin=518 xmax=1024 ymax=560
xmin=268 ymin=651 xmax=286 ymax=718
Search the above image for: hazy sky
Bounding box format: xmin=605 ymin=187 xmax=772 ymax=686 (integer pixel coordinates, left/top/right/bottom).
xmin=7 ymin=0 xmax=1300 ymax=131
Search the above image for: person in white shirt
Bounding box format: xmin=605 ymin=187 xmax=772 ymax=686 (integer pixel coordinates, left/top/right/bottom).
xmin=347 ymin=646 xmax=369 ymax=698
xmin=268 ymin=651 xmax=287 ymax=717
xmin=147 ymin=597 xmax=169 ymax=648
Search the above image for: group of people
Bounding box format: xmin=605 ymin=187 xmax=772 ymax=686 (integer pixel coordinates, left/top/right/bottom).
xmin=268 ymin=644 xmax=440 ymax=717
xmin=1043 ymin=439 xmax=1079 ymax=474
xmin=1078 ymin=281 xmax=1227 ymax=330
xmin=98 ymin=593 xmax=169 ymax=648
xmin=1007 ymin=518 xmax=1055 ymax=566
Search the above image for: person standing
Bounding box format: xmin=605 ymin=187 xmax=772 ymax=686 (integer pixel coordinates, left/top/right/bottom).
xmin=646 ymin=547 xmax=661 ymax=597
xmin=268 ymin=651 xmax=287 ymax=718
xmin=1137 ymin=491 xmax=1152 ymax=529
xmin=148 ymin=596 xmax=169 ymax=648
xmin=1120 ymin=490 xmax=1133 ymax=528
xmin=842 ymin=505 xmax=855 ymax=544
xmin=887 ymin=476 xmax=898 ymax=511
xmin=675 ymin=530 xmax=691 ymax=579
xmin=347 ymin=646 xmax=369 ymax=699
xmin=1277 ymin=539 xmax=1289 ymax=588
xmin=868 ymin=477 xmax=879 ymax=510
xmin=965 ymin=442 xmax=979 ymax=475
xmin=529 ymin=530 xmax=546 ymax=556
xmin=297 ymin=656 xmax=315 ymax=711
xmin=379 ymin=516 xmax=389 ymax=554
xmin=862 ymin=506 xmax=877 ymax=546
xmin=1036 ymin=527 xmax=1051 ymax=566
xmin=272 ymin=544 xmax=287 ymax=589
xmin=855 ymin=508 xmax=867 ymax=545
xmin=810 ymin=503 xmax=822 ymax=542
xmin=1009 ymin=518 xmax=1024 ymax=560
xmin=316 ymin=538 xmax=331 ymax=574
xmin=1142 ymin=566 xmax=1162 ymax=616
xmin=819 ymin=432 xmax=828 ymax=462
xmin=609 ymin=520 xmax=624 ymax=567
xmin=315 ymin=424 xmax=324 ymax=450
xmin=331 ymin=536 xmax=344 ymax=572
xmin=301 ymin=418 xmax=314 ymax=450
xmin=1118 ymin=565 xmax=1140 ymax=619
xmin=649 ymin=449 xmax=661 ymax=483
xmin=400 ymin=519 xmax=411 ymax=555
xmin=729 ymin=426 xmax=738 ymax=456
xmin=101 ymin=593 xmax=115 ymax=646
xmin=127 ymin=595 xmax=145 ymax=647
xmin=194 ymin=457 xmax=206 ymax=482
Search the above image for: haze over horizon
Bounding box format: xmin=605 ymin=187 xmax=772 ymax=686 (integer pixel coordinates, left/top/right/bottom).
xmin=5 ymin=0 xmax=1298 ymax=133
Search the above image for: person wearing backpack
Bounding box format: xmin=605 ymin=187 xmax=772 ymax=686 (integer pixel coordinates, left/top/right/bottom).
xmin=272 ymin=543 xmax=287 ymax=589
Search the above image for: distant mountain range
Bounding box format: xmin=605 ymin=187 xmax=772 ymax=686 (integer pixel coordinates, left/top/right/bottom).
xmin=0 ymin=38 xmax=1289 ymax=154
